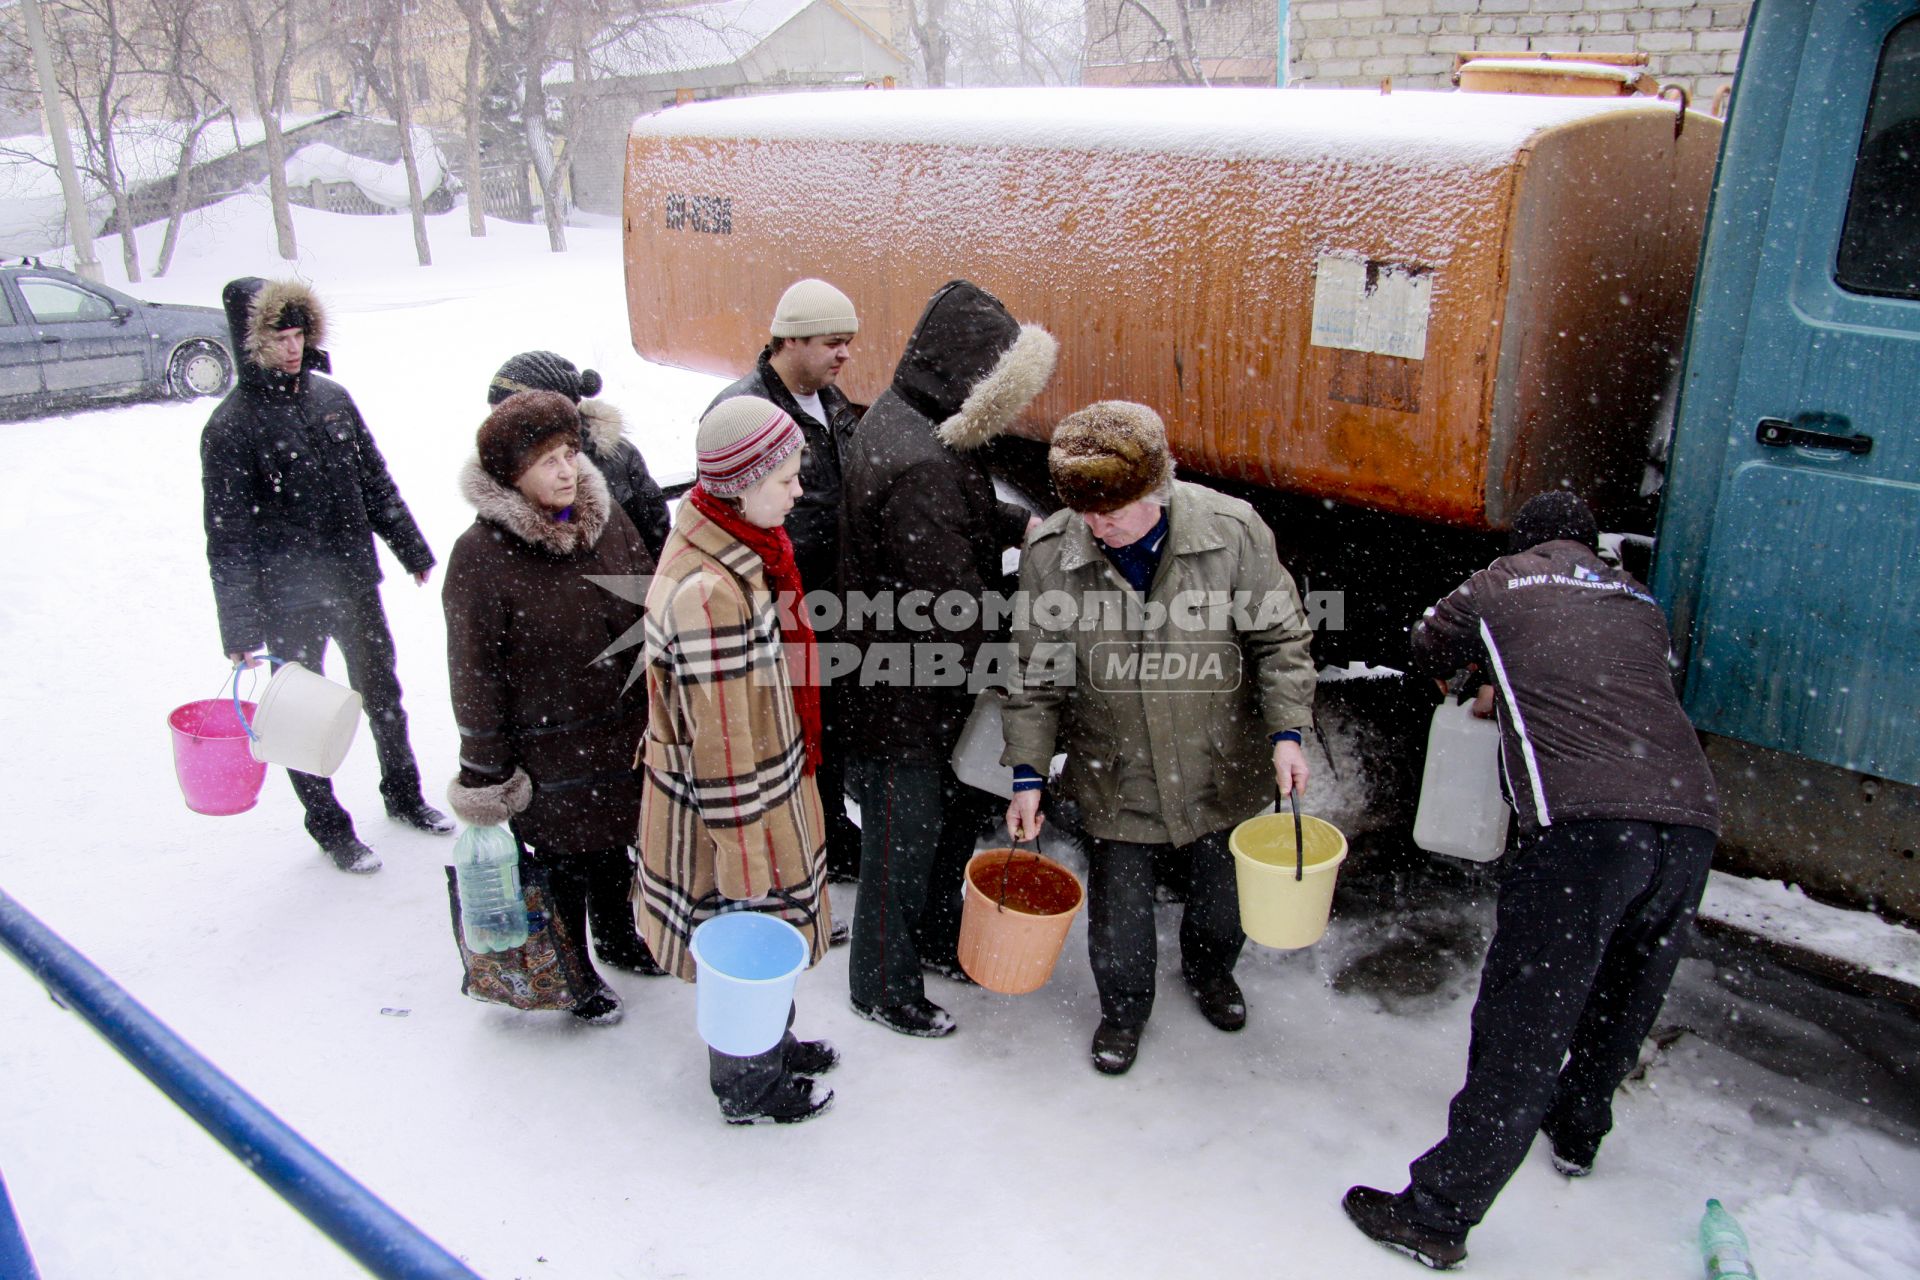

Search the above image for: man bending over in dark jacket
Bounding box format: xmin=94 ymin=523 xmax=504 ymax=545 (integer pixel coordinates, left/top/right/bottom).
xmin=201 ymin=277 xmax=451 ymax=874
xmin=1343 ymin=491 xmax=1720 ymax=1270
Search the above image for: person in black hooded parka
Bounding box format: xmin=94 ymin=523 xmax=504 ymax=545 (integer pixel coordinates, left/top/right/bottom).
xmin=200 ymin=277 xmax=450 ymax=873
xmin=486 ymin=350 xmax=670 ymax=560
xmin=839 ymin=279 xmax=1056 ymax=1037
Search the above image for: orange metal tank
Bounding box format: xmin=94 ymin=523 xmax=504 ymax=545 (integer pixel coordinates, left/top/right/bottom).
xmin=624 ymin=87 xmax=1719 ymax=531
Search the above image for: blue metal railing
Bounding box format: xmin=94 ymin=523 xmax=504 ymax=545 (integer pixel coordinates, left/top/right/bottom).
xmin=0 ymin=887 xmax=482 ymax=1279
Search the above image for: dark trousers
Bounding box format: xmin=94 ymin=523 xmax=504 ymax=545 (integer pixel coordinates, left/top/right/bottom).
xmin=565 ymin=846 xmax=649 ymax=969
xmin=263 ymin=590 xmax=421 ymax=846
xmin=519 ymin=843 xmax=615 ymax=994
xmin=1407 ymin=820 xmax=1716 ymax=1235
xmin=846 ymin=757 xmax=997 ymax=1007
xmin=818 ymin=686 xmax=862 ymax=880
xmin=1085 ymin=829 xmax=1245 ymax=1028
xmin=710 ymin=1004 xmax=799 ymax=1114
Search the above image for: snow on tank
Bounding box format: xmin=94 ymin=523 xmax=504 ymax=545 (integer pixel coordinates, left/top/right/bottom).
xmin=624 ymin=87 xmax=1721 ymax=530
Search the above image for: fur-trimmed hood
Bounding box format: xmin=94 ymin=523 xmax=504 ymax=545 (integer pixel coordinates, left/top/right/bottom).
xmin=222 ymin=276 xmax=331 ymax=396
xmin=459 ymin=453 xmax=613 ymax=555
xmin=887 ymin=279 xmax=1057 ymax=453
xmin=578 ymin=397 xmax=628 ymax=456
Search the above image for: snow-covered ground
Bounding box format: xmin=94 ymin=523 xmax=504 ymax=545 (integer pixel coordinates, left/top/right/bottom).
xmin=1 ymin=195 xmax=1916 ymax=1279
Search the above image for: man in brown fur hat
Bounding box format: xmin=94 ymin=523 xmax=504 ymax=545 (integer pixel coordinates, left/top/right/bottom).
xmin=201 ymin=277 xmax=449 ymax=874
xmin=1002 ymin=401 xmax=1316 ymax=1075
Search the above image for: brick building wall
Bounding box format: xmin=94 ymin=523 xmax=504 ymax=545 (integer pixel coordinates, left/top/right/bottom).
xmin=1285 ymin=0 xmax=1750 ymax=101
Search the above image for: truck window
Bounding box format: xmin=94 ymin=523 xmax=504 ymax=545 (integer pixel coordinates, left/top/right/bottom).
xmin=1836 ymin=15 xmax=1920 ymax=298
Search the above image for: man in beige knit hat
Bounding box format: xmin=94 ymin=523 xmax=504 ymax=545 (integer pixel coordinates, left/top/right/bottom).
xmin=1001 ymin=400 xmax=1316 ymax=1075
xmin=709 ymin=278 xmax=864 ymax=882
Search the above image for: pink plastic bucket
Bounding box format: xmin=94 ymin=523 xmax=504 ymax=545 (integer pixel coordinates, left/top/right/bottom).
xmin=169 ymin=698 xmax=267 ymax=815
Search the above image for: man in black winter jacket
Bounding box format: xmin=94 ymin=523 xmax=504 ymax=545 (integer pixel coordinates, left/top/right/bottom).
xmin=708 ymin=279 xmax=864 ymax=881
xmin=201 ymin=277 xmax=451 ymax=873
xmin=1344 ymin=492 xmax=1721 ymax=1270
xmin=839 ymin=279 xmax=1055 ymax=1038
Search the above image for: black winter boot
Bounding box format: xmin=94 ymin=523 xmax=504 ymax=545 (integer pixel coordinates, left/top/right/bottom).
xmin=321 ymin=837 xmax=382 ymax=874
xmin=851 ymin=997 xmax=956 ymax=1038
xmin=387 ymin=799 xmax=454 ymax=834
xmin=1342 ymin=1187 xmax=1468 ymax=1271
xmin=1540 ymin=1122 xmax=1597 ymax=1177
xmin=1188 ymin=973 xmax=1248 ymax=1032
xmin=1091 ymin=1020 xmax=1142 ymax=1075
xmin=784 ymin=1039 xmax=841 ymax=1076
xmin=722 ymin=1075 xmax=834 ymax=1126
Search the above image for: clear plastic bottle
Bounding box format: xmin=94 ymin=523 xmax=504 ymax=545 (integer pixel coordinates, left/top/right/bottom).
xmin=1700 ymin=1199 xmax=1758 ymax=1279
xmin=455 ymin=825 xmax=529 ymax=952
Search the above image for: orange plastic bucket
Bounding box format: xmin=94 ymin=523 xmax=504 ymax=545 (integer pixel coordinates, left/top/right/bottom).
xmin=958 ymin=848 xmax=1085 ymax=995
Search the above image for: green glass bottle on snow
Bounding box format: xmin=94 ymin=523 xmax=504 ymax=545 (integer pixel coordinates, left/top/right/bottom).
xmin=1700 ymin=1199 xmax=1758 ymax=1279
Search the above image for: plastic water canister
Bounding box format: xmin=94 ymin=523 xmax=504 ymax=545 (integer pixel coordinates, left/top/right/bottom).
xmin=1412 ymin=698 xmax=1511 ymax=862
xmin=455 ymin=825 xmax=529 ymax=953
xmin=950 ymin=688 xmax=1014 ymax=799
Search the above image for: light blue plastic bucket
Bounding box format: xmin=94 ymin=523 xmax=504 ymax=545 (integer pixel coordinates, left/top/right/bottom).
xmin=690 ymin=913 xmax=809 ymax=1057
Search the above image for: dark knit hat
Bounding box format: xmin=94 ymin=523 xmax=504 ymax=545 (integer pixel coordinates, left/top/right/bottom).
xmin=487 ymin=350 xmax=604 ymax=406
xmin=696 ymin=396 xmax=803 ymax=497
xmin=1049 ymin=401 xmax=1174 ymax=515
xmin=1508 ymin=491 xmax=1599 ymax=554
xmin=477 ymin=390 xmax=581 ymax=487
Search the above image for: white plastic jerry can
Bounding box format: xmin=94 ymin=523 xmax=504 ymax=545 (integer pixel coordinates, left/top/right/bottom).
xmin=1412 ymin=698 xmax=1511 ymax=862
xmin=950 ymin=687 xmax=1014 ymax=799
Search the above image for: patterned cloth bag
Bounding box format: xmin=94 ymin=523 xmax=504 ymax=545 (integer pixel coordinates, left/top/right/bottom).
xmin=444 ymin=863 xmax=591 ymax=1011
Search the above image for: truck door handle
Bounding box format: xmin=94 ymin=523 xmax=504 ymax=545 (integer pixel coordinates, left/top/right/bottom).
xmin=1756 ymin=417 xmax=1873 ymax=455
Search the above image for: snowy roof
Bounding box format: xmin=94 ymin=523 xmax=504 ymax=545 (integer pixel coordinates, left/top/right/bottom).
xmin=551 ymin=0 xmax=821 ymax=84
xmin=283 ymin=131 xmax=447 ymax=209
xmin=0 ymin=112 xmax=342 ymax=195
xmin=628 ymin=85 xmax=1691 ymax=170
xmin=0 ymin=112 xmax=345 ymax=255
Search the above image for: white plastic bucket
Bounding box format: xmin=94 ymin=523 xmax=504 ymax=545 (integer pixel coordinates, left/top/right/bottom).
xmin=248 ymin=661 xmax=363 ymax=777
xmin=950 ymin=688 xmax=1013 ymax=799
xmin=690 ymin=913 xmax=808 ymax=1057
xmin=1412 ymin=699 xmax=1511 ymax=862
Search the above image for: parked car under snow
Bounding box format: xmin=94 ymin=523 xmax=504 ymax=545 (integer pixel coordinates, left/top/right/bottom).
xmin=0 ymin=260 xmax=233 ymax=417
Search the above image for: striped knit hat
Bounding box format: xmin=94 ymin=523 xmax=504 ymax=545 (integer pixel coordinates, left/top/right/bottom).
xmin=696 ymin=396 xmax=803 ymax=497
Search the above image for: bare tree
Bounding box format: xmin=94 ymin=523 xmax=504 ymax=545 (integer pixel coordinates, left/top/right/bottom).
xmin=454 ymin=0 xmax=489 ymax=236
xmin=946 ymin=0 xmax=1082 ymax=85
xmin=142 ymin=0 xmax=231 ymax=276
xmin=233 ymin=0 xmax=301 ymax=259
xmin=484 ymin=0 xmax=568 ymax=251
xmin=908 ymin=0 xmax=953 ymax=86
xmin=2 ymin=0 xmax=151 ymax=277
xmin=338 ymin=0 xmax=432 ymax=265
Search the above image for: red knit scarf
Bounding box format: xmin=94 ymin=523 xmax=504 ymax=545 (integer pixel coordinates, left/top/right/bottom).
xmin=688 ymin=483 xmax=823 ymax=774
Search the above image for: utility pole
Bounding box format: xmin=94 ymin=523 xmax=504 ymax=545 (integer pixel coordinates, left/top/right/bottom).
xmin=1276 ymin=0 xmax=1291 ymax=86
xmin=21 ymin=0 xmax=103 ymax=281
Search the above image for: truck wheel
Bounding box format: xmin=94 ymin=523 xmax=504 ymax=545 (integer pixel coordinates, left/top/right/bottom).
xmin=168 ymin=340 xmax=232 ymax=399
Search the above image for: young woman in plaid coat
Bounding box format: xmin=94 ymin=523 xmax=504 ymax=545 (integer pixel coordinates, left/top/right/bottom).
xmin=638 ymin=396 xmax=837 ymax=1125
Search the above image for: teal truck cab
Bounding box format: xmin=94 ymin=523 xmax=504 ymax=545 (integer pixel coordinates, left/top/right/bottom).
xmin=1654 ymin=0 xmax=1920 ymax=920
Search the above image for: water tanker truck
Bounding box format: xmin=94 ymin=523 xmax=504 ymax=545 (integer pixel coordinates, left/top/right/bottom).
xmin=623 ymin=0 xmax=1920 ymax=925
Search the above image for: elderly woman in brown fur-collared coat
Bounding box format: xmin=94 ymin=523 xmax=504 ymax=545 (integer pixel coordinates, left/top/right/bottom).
xmin=442 ymin=390 xmax=660 ymax=1026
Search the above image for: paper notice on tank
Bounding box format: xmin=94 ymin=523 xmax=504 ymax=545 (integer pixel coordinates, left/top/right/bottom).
xmin=1310 ymin=256 xmax=1431 ymax=361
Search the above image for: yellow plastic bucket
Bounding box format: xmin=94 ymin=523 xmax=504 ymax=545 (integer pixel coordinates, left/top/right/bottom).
xmin=1228 ymin=811 xmax=1349 ymax=949
xmin=958 ymin=848 xmax=1085 ymax=995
